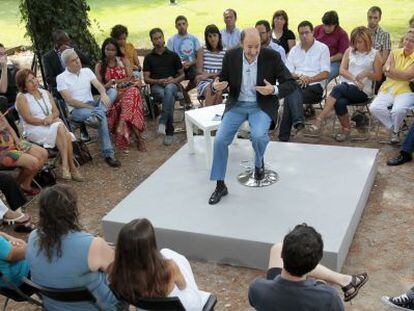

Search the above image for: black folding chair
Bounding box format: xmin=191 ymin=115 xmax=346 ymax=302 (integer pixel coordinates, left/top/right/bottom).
xmin=0 ymin=271 xmax=42 ymax=310
xmin=22 ymin=277 xmax=98 ymax=308
xmin=134 ymin=294 xmax=217 ymax=311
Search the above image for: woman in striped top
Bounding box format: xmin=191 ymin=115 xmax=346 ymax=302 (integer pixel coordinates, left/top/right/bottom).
xmin=196 ymin=24 xmax=226 ymax=106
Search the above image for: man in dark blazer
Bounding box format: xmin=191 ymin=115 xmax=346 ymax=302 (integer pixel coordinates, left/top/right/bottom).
xmin=208 ymin=28 xmax=298 ymax=205
xmin=43 ymin=29 xmax=91 ymax=90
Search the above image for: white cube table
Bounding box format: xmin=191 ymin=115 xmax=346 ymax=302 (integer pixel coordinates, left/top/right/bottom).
xmin=185 ymin=104 xmax=225 ymax=168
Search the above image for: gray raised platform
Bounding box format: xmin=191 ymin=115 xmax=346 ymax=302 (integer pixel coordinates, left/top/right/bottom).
xmin=102 ymin=138 xmax=378 ymax=271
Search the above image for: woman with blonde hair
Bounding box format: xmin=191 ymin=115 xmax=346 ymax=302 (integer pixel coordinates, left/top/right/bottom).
xmin=309 ymin=26 xmax=382 ymax=141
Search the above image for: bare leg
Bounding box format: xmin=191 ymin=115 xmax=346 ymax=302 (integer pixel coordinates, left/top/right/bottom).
xmin=55 ymin=124 xmax=69 ymax=171
xmin=66 ymin=133 xmax=77 ymax=171
xmin=337 ymin=113 xmax=351 ymax=131
xmin=14 ymin=154 xmax=41 ymax=190
xmin=317 ymin=95 xmax=337 ymax=122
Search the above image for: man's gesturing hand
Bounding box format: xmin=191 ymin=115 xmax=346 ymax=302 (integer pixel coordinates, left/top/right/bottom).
xmin=212 ymin=77 xmax=228 ymax=92
xmin=255 ymin=79 xmax=274 ymax=95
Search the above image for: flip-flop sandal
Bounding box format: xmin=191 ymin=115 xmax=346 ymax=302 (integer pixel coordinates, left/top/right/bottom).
xmin=13 ymin=222 xmax=35 ymax=233
xmin=341 ymin=272 xmax=369 ymax=302
xmin=3 ymin=213 xmax=31 ymax=225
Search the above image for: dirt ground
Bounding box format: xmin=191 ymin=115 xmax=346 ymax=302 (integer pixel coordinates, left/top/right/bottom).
xmin=1 ymin=54 xmax=413 ymax=310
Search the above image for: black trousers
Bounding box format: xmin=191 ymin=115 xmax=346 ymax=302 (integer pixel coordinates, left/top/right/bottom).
xmin=0 ymin=173 xmax=27 ymax=211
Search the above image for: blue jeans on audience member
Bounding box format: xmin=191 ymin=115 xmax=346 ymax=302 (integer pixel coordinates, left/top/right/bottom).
xmin=151 ymin=83 xmax=178 ymax=136
xmin=278 ymin=88 xmax=304 ymax=142
xmin=70 ymin=88 xmax=118 ymax=157
xmin=328 ymin=61 xmax=341 ymax=83
xmin=210 ymin=101 xmax=272 ymax=181
xmin=402 ymin=122 xmax=414 ymax=154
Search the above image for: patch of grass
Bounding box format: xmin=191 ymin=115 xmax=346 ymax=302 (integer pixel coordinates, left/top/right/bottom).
xmin=1 ymin=0 xmax=413 ymax=49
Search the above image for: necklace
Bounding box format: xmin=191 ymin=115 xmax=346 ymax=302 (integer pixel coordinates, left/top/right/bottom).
xmin=33 ymin=92 xmax=51 ymax=116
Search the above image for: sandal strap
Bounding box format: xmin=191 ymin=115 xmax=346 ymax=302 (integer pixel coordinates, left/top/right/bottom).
xmin=342 ymin=273 xmax=367 ymax=293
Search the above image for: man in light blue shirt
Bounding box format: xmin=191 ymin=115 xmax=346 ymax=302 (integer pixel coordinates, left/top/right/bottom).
xmin=167 ymin=15 xmax=201 ymax=103
xmin=220 ymin=9 xmax=241 ymax=50
xmin=255 ymin=20 xmax=287 ymax=64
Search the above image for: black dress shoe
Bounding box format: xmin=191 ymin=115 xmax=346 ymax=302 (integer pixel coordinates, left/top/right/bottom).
xmin=255 ymin=166 xmax=265 ymax=180
xmin=386 ymin=152 xmax=412 ymax=166
xmin=105 ymin=156 xmax=121 ymax=167
xmin=208 ymin=185 xmax=228 ymax=205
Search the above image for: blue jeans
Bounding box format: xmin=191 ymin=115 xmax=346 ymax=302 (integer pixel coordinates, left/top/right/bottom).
xmin=330 ymin=82 xmax=368 ymax=116
xmin=402 ymin=122 xmax=414 ymax=154
xmin=328 ymin=61 xmax=341 ymax=83
xmin=210 ymin=101 xmax=272 ymax=181
xmin=70 ymin=88 xmax=118 ymax=157
xmin=151 ymin=83 xmax=178 ymax=136
xmin=279 ymin=88 xmax=304 ymax=142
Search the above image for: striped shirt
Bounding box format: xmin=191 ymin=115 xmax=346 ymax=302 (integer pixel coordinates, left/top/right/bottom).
xmin=202 ymin=47 xmax=226 ymax=73
xmin=371 ymin=26 xmax=391 ymax=53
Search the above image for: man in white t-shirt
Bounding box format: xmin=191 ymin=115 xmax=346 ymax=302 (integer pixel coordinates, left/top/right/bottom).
xmin=167 ymin=15 xmax=201 ymax=104
xmin=279 ymin=20 xmax=330 ymax=141
xmin=56 ymin=49 xmax=120 ymax=167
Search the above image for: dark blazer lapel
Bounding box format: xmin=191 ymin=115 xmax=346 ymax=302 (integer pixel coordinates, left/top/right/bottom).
xmin=235 ymin=49 xmax=243 ymax=88
xmin=257 ymin=51 xmax=264 ymax=86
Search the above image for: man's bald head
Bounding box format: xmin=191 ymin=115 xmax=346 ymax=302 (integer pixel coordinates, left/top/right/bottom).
xmin=241 ymin=28 xmax=261 ymax=63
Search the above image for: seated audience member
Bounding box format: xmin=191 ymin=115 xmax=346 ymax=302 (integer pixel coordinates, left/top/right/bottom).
xmin=109 ymin=218 xmax=210 ymax=310
xmin=195 ymin=24 xmax=226 ymax=106
xmin=271 ymin=10 xmax=296 ymax=54
xmin=249 ymin=223 xmax=368 ymax=311
xmin=0 ymin=44 xmax=20 ymax=135
xmin=56 ymin=48 xmax=121 ymax=167
xmin=26 ymin=185 xmax=121 ymax=311
xmin=255 ymin=20 xmax=287 ymax=63
xmin=43 ymin=29 xmax=90 ymax=90
xmin=15 ymin=69 xmax=84 ymax=181
xmin=370 ymin=28 xmax=414 ymax=144
xmin=95 ymin=38 xmax=145 ymax=153
xmin=0 ymin=172 xmax=33 ymax=232
xmin=43 ymin=30 xmax=90 ymax=141
xmin=110 ymin=25 xmax=142 ymax=78
xmin=400 ymin=15 xmax=414 ymax=47
xmin=314 ymin=11 xmax=350 ymax=82
xmin=279 ymin=21 xmax=330 ymax=142
xmin=382 ymin=286 xmax=414 ymax=309
xmin=220 ymin=8 xmax=241 ymax=50
xmin=0 ymin=230 xmax=30 ymax=288
xmin=167 ymin=15 xmax=201 ymax=104
xmin=387 ymin=121 xmax=414 ymax=166
xmin=367 ymin=6 xmax=391 ymax=65
xmin=309 ymin=26 xmax=382 ymax=141
xmin=0 ymin=112 xmax=47 ymax=196
xmin=143 ymin=28 xmax=185 ymax=146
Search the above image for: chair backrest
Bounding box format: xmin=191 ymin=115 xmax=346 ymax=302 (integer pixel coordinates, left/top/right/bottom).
xmin=0 ymin=271 xmax=42 ymax=306
xmin=135 ymin=296 xmax=186 ymax=311
xmin=22 ymin=277 xmax=96 ymax=304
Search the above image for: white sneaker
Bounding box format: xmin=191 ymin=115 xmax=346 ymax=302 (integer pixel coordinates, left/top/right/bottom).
xmin=390 ymin=131 xmax=400 ymax=144
xmin=158 ymin=123 xmax=166 ymax=135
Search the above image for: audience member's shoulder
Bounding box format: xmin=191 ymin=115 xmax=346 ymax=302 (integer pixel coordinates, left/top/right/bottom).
xmin=160 ymin=248 xmax=185 ymax=260
xmin=337 ymin=26 xmax=348 ymax=35
xmin=315 ymin=40 xmax=330 ymax=51
xmin=42 ymin=49 xmax=55 ymax=58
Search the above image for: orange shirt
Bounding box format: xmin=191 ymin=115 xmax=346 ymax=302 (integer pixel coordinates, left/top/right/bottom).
xmin=124 ymin=42 xmax=139 ymax=67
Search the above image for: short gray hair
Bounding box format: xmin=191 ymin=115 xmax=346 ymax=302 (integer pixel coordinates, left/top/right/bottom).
xmin=60 ymin=48 xmax=77 ymax=67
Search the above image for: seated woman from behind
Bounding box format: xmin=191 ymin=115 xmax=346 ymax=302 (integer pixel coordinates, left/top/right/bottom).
xmin=109 ymin=218 xmax=210 ymax=310
xmin=309 ymin=26 xmax=382 ymax=141
xmin=196 ymin=24 xmax=226 ymax=106
xmin=0 ymin=110 xmax=47 ymax=196
xmin=15 ymin=69 xmax=83 ymax=181
xmin=26 ymin=185 xmax=121 ymax=311
xmin=95 ymin=38 xmax=145 ymax=153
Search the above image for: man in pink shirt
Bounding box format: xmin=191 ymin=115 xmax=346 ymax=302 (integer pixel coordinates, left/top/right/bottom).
xmin=314 ymin=11 xmax=349 ymax=82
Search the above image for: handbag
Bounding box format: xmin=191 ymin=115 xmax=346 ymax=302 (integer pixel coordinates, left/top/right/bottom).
xmin=72 ymin=140 xmax=92 ymax=165
xmin=351 ymin=110 xmax=370 ymax=128
xmin=33 ymin=164 xmax=56 ymax=187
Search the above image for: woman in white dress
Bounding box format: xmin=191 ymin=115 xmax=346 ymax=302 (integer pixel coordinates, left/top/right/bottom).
xmin=309 ymin=26 xmax=383 ymax=141
xmin=15 ymin=69 xmax=83 ymax=181
xmin=109 ymin=218 xmax=210 ymax=311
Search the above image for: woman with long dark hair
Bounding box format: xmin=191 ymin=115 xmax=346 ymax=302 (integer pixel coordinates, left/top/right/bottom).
xmin=26 ymin=185 xmax=121 ymax=310
xmin=110 ymin=218 xmax=210 ymax=310
xmin=271 ymin=10 xmax=296 ymax=53
xmin=95 ymin=37 xmax=145 ymax=153
xmin=195 ymin=24 xmax=226 ymax=106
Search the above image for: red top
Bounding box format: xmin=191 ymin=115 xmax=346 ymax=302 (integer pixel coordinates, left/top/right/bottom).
xmin=314 ymin=25 xmax=349 ymax=57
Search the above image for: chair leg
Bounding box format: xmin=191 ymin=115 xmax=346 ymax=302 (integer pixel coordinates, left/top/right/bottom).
xmin=3 ymin=298 xmax=9 ymax=311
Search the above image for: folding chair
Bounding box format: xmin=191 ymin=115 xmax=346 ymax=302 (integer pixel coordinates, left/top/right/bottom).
xmin=22 ymin=277 xmax=99 ymax=308
xmin=0 ymin=271 xmax=42 ymax=310
xmin=134 ymin=293 xmax=217 ymax=311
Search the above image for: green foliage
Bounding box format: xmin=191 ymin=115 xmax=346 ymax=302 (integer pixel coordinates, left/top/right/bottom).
xmin=19 ymin=0 xmax=100 ymax=64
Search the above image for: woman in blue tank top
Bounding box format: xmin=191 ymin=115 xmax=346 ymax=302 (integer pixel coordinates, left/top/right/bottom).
xmin=26 ymin=185 xmax=121 ymax=311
